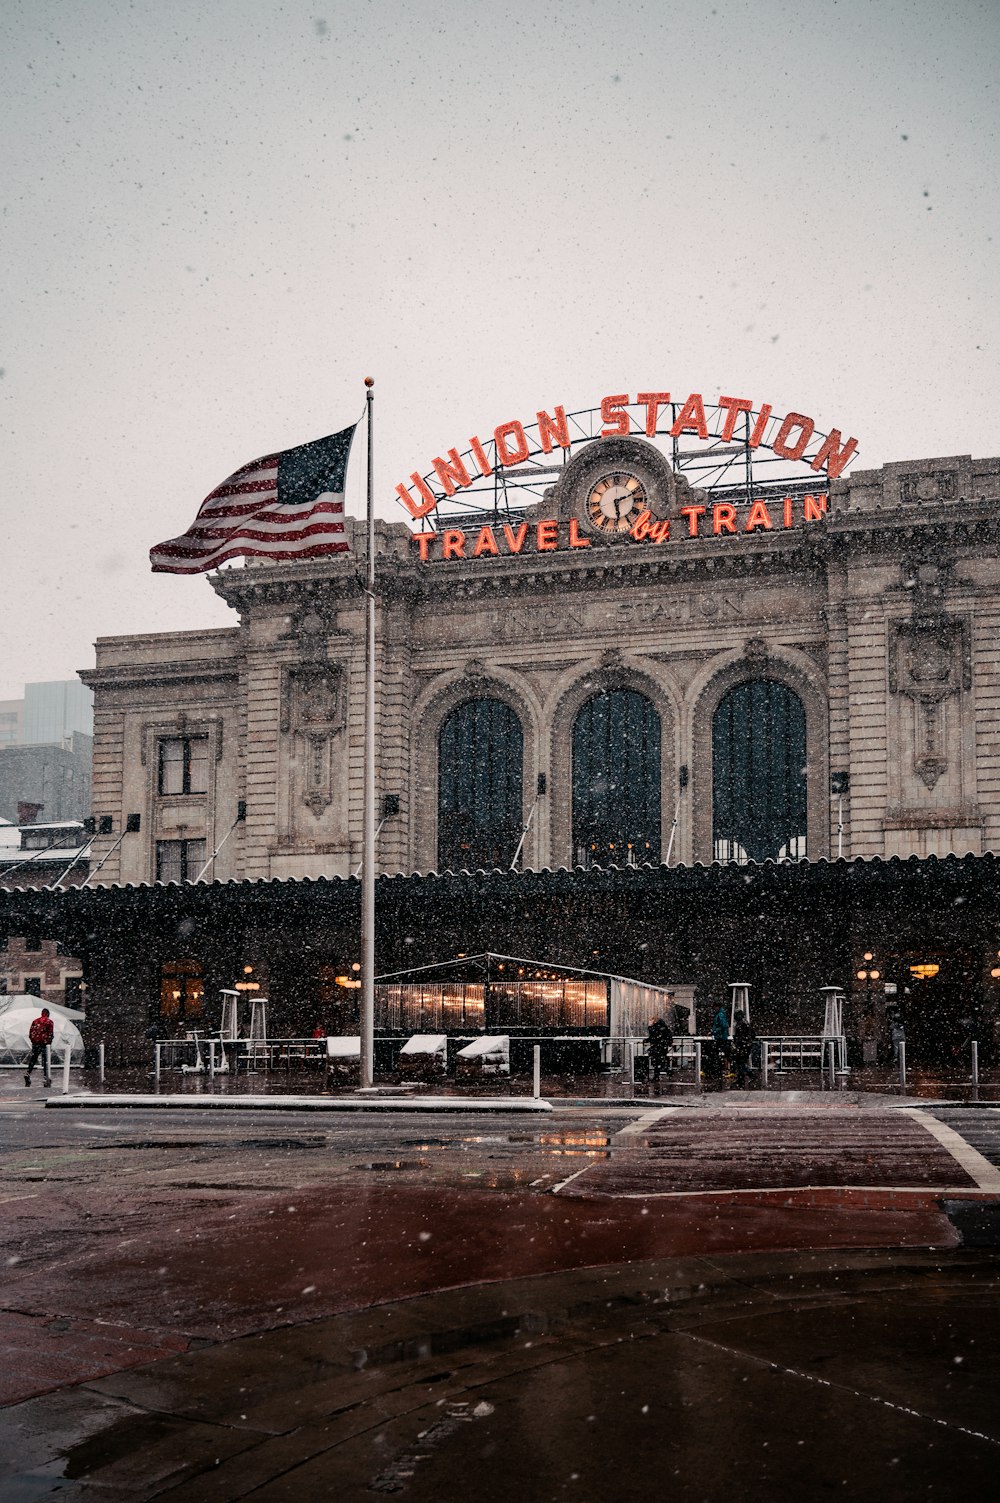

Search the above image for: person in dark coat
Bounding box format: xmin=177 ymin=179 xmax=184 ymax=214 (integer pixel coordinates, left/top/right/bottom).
xmin=711 ymin=1005 xmax=731 ymax=1061
xmin=732 ymin=1013 xmax=755 ymax=1088
xmin=646 ymin=1015 xmax=674 ymax=1083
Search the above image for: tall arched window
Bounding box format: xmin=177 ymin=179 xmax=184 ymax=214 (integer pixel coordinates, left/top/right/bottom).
xmin=572 ymin=689 xmax=661 ymax=867
xmin=712 ymin=680 xmax=807 ymax=863
xmin=438 ymin=698 xmax=523 ymax=870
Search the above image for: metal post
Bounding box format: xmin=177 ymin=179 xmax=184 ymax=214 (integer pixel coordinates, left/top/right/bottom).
xmin=532 ymin=1044 xmax=541 ymax=1099
xmin=623 ymin=1039 xmax=634 ymax=1090
xmin=694 ymin=1039 xmax=702 ymax=1093
xmin=971 ymin=1040 xmax=979 ymax=1087
xmin=208 ymin=1038 xmax=215 ymax=1078
xmin=361 ymin=378 xmax=376 ymax=1090
xmin=665 ymin=815 xmax=678 ymax=866
xmin=44 ymin=1044 xmax=51 ymax=1086
xmin=761 ymin=1039 xmax=769 ymax=1090
xmin=154 ymin=1040 xmax=161 ymax=1085
xmin=898 ymin=1039 xmax=907 ymax=1093
xmin=62 ymin=1047 xmax=71 ymax=1094
xmin=828 ymin=1039 xmax=836 ymax=1089
xmin=98 ymin=1041 xmax=105 ymax=1082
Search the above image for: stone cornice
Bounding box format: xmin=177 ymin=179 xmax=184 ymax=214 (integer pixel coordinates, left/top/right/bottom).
xmin=202 ymin=496 xmax=1000 ymax=616
xmin=80 ymin=661 xmax=241 ymax=692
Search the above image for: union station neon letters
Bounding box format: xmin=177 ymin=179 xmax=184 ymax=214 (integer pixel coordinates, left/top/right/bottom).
xmin=395 ymin=391 xmax=859 ymax=522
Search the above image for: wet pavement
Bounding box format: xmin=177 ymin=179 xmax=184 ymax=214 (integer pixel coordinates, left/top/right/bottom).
xmin=2 ymin=1092 xmax=1000 ymax=1499
xmin=3 ymin=1251 xmax=999 ymax=1501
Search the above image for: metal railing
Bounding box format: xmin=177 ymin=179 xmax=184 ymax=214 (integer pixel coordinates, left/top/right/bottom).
xmin=154 ymin=1036 xmax=327 ymax=1079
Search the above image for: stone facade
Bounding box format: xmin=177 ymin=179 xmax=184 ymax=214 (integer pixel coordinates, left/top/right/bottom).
xmin=80 ymin=442 xmax=1000 ymax=885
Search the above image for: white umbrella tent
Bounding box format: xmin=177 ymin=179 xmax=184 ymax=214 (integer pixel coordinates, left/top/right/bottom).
xmin=0 ymin=995 xmax=85 ymax=1065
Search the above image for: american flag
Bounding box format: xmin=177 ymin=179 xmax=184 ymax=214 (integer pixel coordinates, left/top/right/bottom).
xmin=150 ymin=425 xmax=356 ymax=574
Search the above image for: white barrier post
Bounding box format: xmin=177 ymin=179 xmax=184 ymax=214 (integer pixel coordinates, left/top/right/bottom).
xmin=44 ymin=1044 xmax=51 ymax=1086
xmin=208 ymin=1038 xmax=215 ymax=1078
xmin=828 ymin=1039 xmax=836 ymax=1089
xmin=62 ymin=1047 xmax=71 ymax=1094
xmin=98 ymin=1041 xmax=105 ymax=1082
xmin=694 ymin=1039 xmax=702 ymax=1094
xmin=761 ymin=1040 xmax=769 ymax=1090
xmin=624 ymin=1040 xmax=634 ymax=1090
xmin=972 ymin=1040 xmax=979 ymax=1088
xmin=532 ymin=1045 xmax=541 ymax=1099
xmin=154 ymin=1041 xmax=161 ymax=1085
xmin=899 ymin=1040 xmax=907 ymax=1094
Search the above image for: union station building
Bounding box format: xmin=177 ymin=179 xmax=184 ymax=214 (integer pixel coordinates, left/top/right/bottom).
xmin=4 ymin=410 xmax=1000 ymax=1064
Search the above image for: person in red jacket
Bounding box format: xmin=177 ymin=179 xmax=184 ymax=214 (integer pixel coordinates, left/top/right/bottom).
xmin=25 ymin=1007 xmax=54 ymax=1087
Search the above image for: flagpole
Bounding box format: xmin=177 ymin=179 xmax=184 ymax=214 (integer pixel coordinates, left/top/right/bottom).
xmin=361 ymin=376 xmax=376 ymax=1089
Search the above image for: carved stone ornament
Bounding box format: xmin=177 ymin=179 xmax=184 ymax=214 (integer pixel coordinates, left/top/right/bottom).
xmin=889 ymin=617 xmax=971 ymax=792
xmin=279 ymin=598 xmax=343 ymax=647
xmin=743 ymin=636 xmax=770 ymax=676
xmin=280 ymin=664 xmax=346 ymax=735
xmin=899 ymin=470 xmax=958 ymax=505
xmin=279 ymin=665 xmax=346 ymax=818
xmin=888 ymin=618 xmax=970 ymax=703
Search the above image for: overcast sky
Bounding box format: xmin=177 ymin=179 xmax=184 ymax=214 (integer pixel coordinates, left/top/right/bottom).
xmin=2 ymin=0 xmax=998 ymax=699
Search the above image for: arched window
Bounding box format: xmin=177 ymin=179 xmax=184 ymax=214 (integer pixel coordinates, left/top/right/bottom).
xmin=572 ymin=690 xmax=661 ymax=867
xmin=438 ymin=698 xmax=523 ymax=870
xmin=712 ymin=680 xmax=807 ymax=863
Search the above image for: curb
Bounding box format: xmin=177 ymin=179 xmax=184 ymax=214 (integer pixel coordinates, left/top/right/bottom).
xmin=43 ymin=1093 xmax=555 ymax=1113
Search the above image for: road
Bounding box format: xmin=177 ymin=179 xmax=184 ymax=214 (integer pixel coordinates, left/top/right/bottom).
xmin=2 ymin=1094 xmax=1000 ymax=1500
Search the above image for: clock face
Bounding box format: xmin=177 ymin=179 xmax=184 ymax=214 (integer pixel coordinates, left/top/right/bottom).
xmin=587 ymin=471 xmax=648 ymax=533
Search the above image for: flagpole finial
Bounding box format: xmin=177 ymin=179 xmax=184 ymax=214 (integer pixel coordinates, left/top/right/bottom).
xmin=364 ymin=376 xmax=374 ymax=387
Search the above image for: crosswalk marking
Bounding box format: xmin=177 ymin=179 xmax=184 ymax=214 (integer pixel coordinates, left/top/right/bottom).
xmin=899 ymin=1108 xmax=1000 ymax=1191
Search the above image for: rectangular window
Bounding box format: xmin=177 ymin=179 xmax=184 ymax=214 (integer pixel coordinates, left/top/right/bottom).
xmin=155 ymin=839 xmax=207 ymax=884
xmin=158 ymin=737 xmax=209 ymax=796
xmin=23 ymin=976 xmax=42 ymax=997
xmin=65 ymin=976 xmax=84 ymax=1007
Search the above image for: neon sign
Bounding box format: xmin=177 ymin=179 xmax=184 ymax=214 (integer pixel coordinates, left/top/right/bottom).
xmin=395 ymin=391 xmax=859 ymax=522
xmin=410 ymin=494 xmax=829 ymax=562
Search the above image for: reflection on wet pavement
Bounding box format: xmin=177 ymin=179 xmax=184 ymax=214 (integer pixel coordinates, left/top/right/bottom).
xmin=3 ymin=1251 xmax=999 ymax=1502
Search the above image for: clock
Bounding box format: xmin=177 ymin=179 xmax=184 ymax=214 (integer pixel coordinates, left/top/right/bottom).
xmin=587 ymin=471 xmax=648 ymax=533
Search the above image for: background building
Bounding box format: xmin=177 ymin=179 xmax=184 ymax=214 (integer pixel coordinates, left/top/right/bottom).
xmin=23 ymin=679 xmax=93 ymax=746
xmin=0 ymin=699 xmax=24 ymax=747
xmin=0 ymin=814 xmax=87 ymax=1008
xmin=0 ymin=680 xmax=93 ymax=824
xmin=81 ymin=443 xmax=1000 ymax=884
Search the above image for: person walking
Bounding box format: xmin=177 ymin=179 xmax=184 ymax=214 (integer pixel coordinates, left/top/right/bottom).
xmin=732 ymin=1013 xmax=755 ymax=1088
xmin=646 ymin=1014 xmax=674 ymax=1086
xmin=711 ymin=1004 xmax=731 ymax=1064
xmin=25 ymin=1007 xmax=55 ymax=1087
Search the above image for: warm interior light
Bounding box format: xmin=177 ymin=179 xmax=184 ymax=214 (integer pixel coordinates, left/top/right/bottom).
xmin=909 ymin=963 xmax=940 ymax=980
xmin=351 ymin=962 xmax=361 ymax=973
xmin=992 ymin=968 xmax=1000 ymax=979
xmin=856 ymin=970 xmax=867 ymax=980
xmin=869 ymin=969 xmax=881 ymax=980
xmin=243 ymin=965 xmax=253 ymax=974
xmin=863 ymin=952 xmax=874 ymax=962
xmin=336 ymin=975 xmax=361 ymax=988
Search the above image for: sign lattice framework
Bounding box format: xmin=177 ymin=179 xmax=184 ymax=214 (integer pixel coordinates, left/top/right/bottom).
xmin=395 ymin=395 xmax=859 ymax=527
